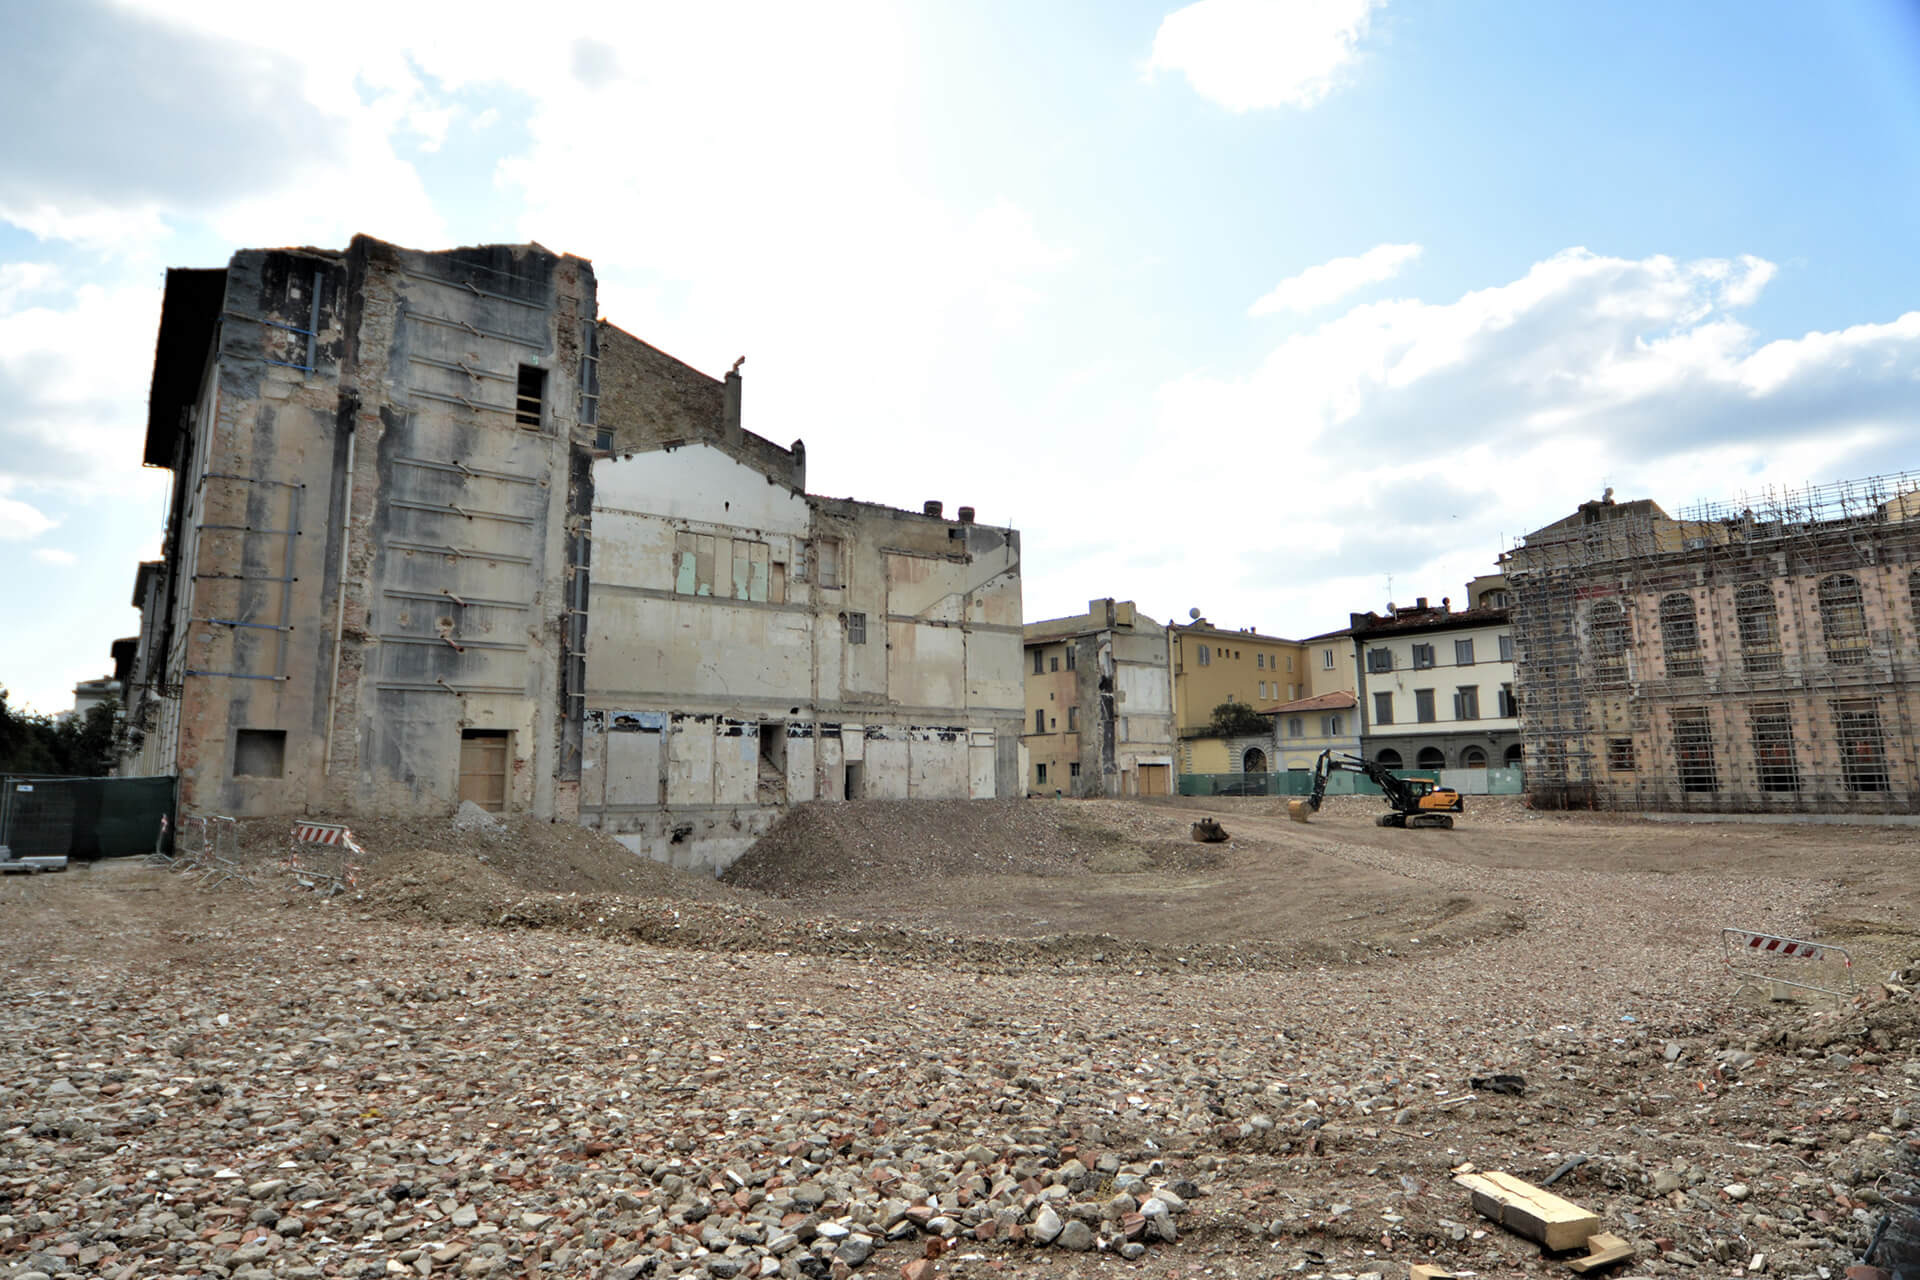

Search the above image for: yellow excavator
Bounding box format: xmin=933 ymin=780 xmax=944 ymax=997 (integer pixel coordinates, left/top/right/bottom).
xmin=1288 ymin=749 xmax=1465 ymax=829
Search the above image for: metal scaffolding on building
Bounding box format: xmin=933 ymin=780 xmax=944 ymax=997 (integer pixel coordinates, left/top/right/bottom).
xmin=1505 ymin=471 xmax=1920 ymax=813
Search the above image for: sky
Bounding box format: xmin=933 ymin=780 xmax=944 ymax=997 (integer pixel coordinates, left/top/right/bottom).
xmin=3 ymin=0 xmax=1920 ymax=712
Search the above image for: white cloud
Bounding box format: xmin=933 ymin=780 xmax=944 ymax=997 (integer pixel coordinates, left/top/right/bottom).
xmin=0 ymin=281 xmax=160 ymax=490
xmin=1110 ymin=248 xmax=1920 ymax=639
xmin=0 ymin=490 xmax=55 ymax=540
xmin=1149 ymin=0 xmax=1382 ymax=112
xmin=32 ymin=546 xmax=77 ymax=566
xmin=1249 ymin=242 xmax=1421 ymax=316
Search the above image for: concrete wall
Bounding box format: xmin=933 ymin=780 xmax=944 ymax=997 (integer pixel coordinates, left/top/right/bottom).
xmin=1023 ymin=600 xmax=1175 ymax=797
xmin=139 ymin=239 xmax=595 ymax=821
xmin=582 ymin=442 xmax=1023 ymax=872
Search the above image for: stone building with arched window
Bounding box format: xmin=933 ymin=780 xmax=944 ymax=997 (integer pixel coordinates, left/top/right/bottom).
xmin=1507 ymin=476 xmax=1920 ymax=813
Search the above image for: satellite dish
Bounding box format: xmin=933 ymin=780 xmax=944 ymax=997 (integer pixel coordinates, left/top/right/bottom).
xmin=1188 ymin=607 xmax=1201 ymax=620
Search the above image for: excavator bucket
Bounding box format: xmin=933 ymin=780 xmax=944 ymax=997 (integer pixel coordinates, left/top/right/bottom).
xmin=1287 ymin=799 xmax=1313 ymax=823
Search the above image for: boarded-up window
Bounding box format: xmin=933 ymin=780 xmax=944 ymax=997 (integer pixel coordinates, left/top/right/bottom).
xmin=233 ymin=729 xmax=286 ymax=778
xmin=815 ymin=538 xmax=843 ymax=589
xmin=459 ymin=729 xmax=510 ymax=813
xmin=515 ymin=365 xmax=546 ymax=428
xmin=673 ymin=532 xmax=717 ymax=596
xmin=1833 ymin=698 xmax=1890 ymax=792
xmin=846 ymin=611 xmax=867 ymax=644
xmin=1750 ymin=702 xmax=1799 ymax=792
xmin=730 ymin=539 xmax=771 ymax=601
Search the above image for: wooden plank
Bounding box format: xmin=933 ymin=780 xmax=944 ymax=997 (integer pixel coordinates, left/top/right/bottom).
xmin=1410 ymin=1266 xmax=1461 ymax=1279
xmin=1567 ymin=1231 xmax=1634 ymax=1274
xmin=1454 ymin=1171 xmax=1600 ymax=1252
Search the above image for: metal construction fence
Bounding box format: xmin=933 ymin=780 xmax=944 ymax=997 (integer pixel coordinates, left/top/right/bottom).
xmin=1179 ymin=766 xmax=1525 ymax=798
xmin=0 ymin=774 xmax=176 ymax=860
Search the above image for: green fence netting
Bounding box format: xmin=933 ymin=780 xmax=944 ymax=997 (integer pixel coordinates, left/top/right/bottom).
xmin=0 ymin=775 xmax=176 ymax=860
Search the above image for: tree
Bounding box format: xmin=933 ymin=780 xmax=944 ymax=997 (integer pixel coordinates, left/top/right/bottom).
xmin=0 ymin=687 xmax=122 ymax=776
xmin=1208 ymin=700 xmax=1271 ymax=737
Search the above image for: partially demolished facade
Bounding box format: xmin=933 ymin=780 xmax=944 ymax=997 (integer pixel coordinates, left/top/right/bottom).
xmin=1507 ymin=477 xmax=1920 ymax=813
xmin=124 ymin=238 xmax=1022 ymax=870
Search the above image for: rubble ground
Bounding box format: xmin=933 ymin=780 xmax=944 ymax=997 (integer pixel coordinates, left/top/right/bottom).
xmin=1 ymin=798 xmax=1915 ymax=1280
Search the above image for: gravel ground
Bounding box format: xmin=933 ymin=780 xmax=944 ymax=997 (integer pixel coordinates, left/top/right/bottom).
xmin=1 ymin=800 xmax=1915 ymax=1280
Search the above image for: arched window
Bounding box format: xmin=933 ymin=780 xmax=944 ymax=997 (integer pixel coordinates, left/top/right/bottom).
xmin=1416 ymin=747 xmax=1446 ymax=771
xmin=1503 ymin=743 xmax=1523 ymax=768
xmin=1660 ymin=593 xmax=1702 ymax=677
xmin=1461 ymin=746 xmax=1487 ymax=768
xmin=1242 ymin=747 xmax=1267 ymax=773
xmin=1375 ymin=748 xmax=1403 ymax=769
xmin=1735 ymin=583 xmax=1781 ymax=673
xmin=1818 ymin=573 xmax=1868 ymax=666
xmin=1590 ymin=600 xmax=1630 ymax=683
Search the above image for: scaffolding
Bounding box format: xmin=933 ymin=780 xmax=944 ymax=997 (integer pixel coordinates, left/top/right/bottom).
xmin=1506 ymin=471 xmax=1920 ymax=813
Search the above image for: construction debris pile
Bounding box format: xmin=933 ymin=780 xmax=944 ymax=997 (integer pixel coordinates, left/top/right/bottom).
xmin=0 ymin=801 xmax=1914 ymax=1278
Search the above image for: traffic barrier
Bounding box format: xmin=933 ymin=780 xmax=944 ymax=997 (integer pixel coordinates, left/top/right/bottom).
xmin=1721 ymin=927 xmax=1855 ymax=1002
xmin=286 ymin=821 xmax=363 ymax=894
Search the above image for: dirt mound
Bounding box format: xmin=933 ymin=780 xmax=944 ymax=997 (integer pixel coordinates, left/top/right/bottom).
xmin=721 ymin=799 xmax=1104 ymax=896
xmin=231 ymin=812 xmax=743 ymax=903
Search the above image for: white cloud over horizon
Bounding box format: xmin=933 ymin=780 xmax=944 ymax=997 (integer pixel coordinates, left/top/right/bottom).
xmin=1149 ymin=0 xmax=1382 ymax=111
xmin=1080 ymin=247 xmax=1920 ymax=638
xmin=1249 ymin=242 xmax=1422 ymax=315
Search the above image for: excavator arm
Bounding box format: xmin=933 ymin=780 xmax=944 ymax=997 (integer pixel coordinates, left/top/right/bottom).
xmin=1290 ymin=749 xmax=1460 ymax=829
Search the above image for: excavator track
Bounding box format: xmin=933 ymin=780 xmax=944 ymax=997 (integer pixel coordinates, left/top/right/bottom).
xmin=1408 ymin=813 xmax=1455 ymax=830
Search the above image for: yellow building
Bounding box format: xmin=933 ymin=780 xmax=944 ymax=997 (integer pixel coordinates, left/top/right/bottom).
xmin=1168 ymin=618 xmax=1309 ymax=735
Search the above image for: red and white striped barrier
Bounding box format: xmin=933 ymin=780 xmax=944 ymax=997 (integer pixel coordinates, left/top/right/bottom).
xmin=1721 ymin=927 xmax=1853 ymax=1002
xmin=291 ymin=821 xmax=364 ymax=855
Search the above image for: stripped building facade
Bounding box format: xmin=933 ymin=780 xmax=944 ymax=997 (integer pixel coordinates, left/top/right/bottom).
xmin=1506 ymin=477 xmax=1920 ymax=813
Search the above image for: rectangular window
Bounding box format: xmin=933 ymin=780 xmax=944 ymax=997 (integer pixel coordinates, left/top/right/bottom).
xmin=1411 ymin=643 xmax=1436 ymax=669
xmin=1833 ymin=698 xmax=1891 ymax=792
xmin=1322 ymin=714 xmax=1342 ymax=736
xmin=1287 ymin=716 xmax=1303 ymax=738
xmin=1367 ymin=647 xmax=1392 ymax=673
xmin=815 ymin=538 xmax=842 ymax=589
xmin=1049 ymin=655 xmax=1060 ymax=673
xmin=1069 ymin=762 xmax=1081 ymax=778
xmin=673 ymin=531 xmax=718 ymax=596
xmin=1287 ymin=654 xmax=1294 ymax=672
xmin=1672 ymin=708 xmax=1719 ymax=793
xmin=1065 ymin=647 xmax=1076 ymax=671
xmin=1750 ymin=702 xmax=1799 ymax=793
xmin=1453 ymin=685 xmax=1480 ymax=720
xmin=1067 ymin=705 xmax=1079 ymax=731
xmin=846 ymin=611 xmax=867 ymax=644
xmin=233 ymin=728 xmax=286 ymax=779
xmin=1606 ymin=737 xmax=1636 ymax=772
xmin=1033 ymin=649 xmax=1044 ymax=675
xmin=1498 ymin=633 xmax=1514 ymax=662
xmin=1322 ymin=649 xmax=1334 ymax=670
xmin=515 ymin=365 xmax=546 ymax=428
xmin=730 ymin=539 xmax=771 ymax=601
xmin=1415 ymin=689 xmax=1436 ymax=723
xmin=1197 ymin=644 xmax=1211 ymax=666
xmin=1498 ymin=683 xmax=1516 ymax=718
xmin=458 ymin=729 xmax=510 ymax=813
xmin=1034 ymin=708 xmax=1045 ymax=734
xmin=1373 ymin=691 xmax=1393 ymax=725
xmin=1257 ymin=653 xmax=1265 ymax=669
xmin=1036 ymin=762 xmax=1048 ymax=784
xmin=1455 ymin=638 xmax=1475 ymax=666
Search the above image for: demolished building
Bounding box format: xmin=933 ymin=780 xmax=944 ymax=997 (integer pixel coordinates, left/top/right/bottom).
xmin=122 ymin=237 xmax=1022 ymax=870
xmin=1506 ymin=475 xmax=1920 ymax=813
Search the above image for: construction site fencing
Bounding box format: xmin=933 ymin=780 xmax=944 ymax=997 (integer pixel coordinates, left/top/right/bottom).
xmin=0 ymin=774 xmax=176 ymax=860
xmin=1179 ymin=768 xmax=1523 ymax=798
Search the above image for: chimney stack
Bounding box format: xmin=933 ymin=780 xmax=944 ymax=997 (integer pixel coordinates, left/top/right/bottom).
xmin=957 ymin=505 xmax=975 ymax=524
xmin=923 ymin=500 xmax=944 ymax=518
